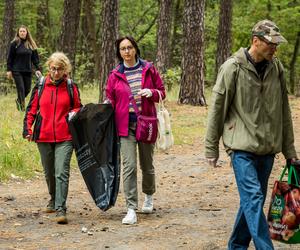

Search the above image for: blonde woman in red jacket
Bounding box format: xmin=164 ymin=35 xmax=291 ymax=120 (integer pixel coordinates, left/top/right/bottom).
xmin=106 ymin=36 xmax=165 ymax=224
xmin=23 ymin=52 xmax=81 ymax=224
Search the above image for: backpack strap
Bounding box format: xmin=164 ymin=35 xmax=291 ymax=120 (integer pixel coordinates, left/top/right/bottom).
xmin=273 ymin=58 xmax=286 ymax=95
xmin=37 ymin=76 xmax=46 ymax=99
xmin=231 ymin=56 xmax=240 ymax=85
xmin=67 ymin=79 xmax=74 ymax=109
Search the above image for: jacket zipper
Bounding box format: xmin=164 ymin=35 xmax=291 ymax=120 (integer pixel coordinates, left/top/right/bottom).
xmin=53 ymin=87 xmax=58 ymax=142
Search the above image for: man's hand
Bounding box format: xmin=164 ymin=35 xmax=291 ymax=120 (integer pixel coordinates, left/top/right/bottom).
xmin=287 ymin=158 xmax=300 ymax=167
xmin=207 ymin=157 xmax=218 ymax=167
xmin=138 ymin=88 xmax=152 ymax=98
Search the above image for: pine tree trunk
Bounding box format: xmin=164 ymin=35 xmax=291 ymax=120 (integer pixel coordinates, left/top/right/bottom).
xmin=36 ymin=0 xmax=50 ymax=51
xmin=58 ymin=0 xmax=82 ymax=72
xmin=98 ymin=0 xmax=119 ymax=102
xmin=179 ymin=0 xmax=206 ymax=106
xmin=156 ymin=0 xmax=173 ymax=76
xmin=0 ymin=0 xmax=15 ymax=64
xmin=169 ymin=0 xmax=183 ymax=68
xmin=79 ymin=0 xmax=97 ymax=82
xmin=215 ymin=0 xmax=232 ymax=79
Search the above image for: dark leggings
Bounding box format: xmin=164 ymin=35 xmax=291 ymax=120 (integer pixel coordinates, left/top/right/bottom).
xmin=12 ymin=71 xmax=32 ymax=103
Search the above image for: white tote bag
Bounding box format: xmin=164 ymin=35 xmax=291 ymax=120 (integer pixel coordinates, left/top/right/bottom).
xmin=156 ymin=90 xmax=174 ymax=151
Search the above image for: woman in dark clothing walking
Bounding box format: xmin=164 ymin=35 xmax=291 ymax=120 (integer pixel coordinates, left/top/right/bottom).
xmin=7 ymin=25 xmax=41 ymax=111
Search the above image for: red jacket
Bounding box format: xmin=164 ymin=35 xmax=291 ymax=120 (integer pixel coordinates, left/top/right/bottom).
xmin=23 ymin=75 xmax=81 ymax=142
xmin=106 ymin=59 xmax=166 ymax=137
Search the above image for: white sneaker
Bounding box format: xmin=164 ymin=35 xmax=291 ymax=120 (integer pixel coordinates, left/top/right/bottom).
xmin=142 ymin=194 xmax=153 ymax=213
xmin=122 ymin=208 xmax=137 ymax=224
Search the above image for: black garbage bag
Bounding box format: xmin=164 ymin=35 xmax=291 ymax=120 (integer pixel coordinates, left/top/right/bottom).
xmin=68 ymin=103 xmax=120 ymax=211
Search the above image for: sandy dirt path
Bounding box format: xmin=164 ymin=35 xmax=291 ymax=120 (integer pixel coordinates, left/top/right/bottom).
xmin=2 ymin=99 xmax=300 ymax=249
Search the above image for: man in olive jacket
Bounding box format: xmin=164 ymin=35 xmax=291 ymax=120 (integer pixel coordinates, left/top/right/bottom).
xmin=205 ymin=20 xmax=297 ymax=250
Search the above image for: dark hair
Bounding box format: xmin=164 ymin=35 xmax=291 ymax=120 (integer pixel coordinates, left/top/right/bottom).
xmin=115 ymin=36 xmax=140 ymax=62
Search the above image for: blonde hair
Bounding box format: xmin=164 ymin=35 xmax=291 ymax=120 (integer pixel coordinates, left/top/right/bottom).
xmin=46 ymin=52 xmax=72 ymax=74
xmin=13 ymin=25 xmax=38 ymax=50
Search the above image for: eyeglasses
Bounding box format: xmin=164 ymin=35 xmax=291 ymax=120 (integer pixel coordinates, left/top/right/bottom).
xmin=119 ymin=46 xmax=134 ymax=52
xmin=49 ymin=67 xmax=64 ymax=73
xmin=259 ymin=38 xmax=278 ymax=48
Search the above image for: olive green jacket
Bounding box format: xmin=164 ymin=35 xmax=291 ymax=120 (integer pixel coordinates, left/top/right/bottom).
xmin=205 ymin=48 xmax=297 ymax=159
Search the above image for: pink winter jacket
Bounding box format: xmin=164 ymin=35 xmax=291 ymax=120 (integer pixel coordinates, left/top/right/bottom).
xmin=106 ymin=59 xmax=166 ymax=137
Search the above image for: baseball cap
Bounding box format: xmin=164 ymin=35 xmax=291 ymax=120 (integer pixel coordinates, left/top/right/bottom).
xmin=252 ymin=19 xmax=287 ymax=44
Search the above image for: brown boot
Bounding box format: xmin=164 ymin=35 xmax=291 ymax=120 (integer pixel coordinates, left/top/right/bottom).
xmin=55 ymin=210 xmax=68 ymax=224
xmin=45 ymin=200 xmax=55 ymax=213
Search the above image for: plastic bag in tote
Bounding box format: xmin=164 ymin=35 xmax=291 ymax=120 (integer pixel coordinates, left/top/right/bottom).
xmin=156 ymin=90 xmax=174 ymax=151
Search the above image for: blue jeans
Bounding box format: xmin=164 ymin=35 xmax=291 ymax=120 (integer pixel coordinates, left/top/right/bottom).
xmin=228 ymin=151 xmax=274 ymax=250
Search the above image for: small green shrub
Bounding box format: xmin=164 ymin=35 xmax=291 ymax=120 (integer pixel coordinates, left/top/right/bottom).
xmin=162 ymin=67 xmax=181 ymax=91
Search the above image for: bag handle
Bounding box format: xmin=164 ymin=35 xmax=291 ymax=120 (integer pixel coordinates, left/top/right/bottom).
xmin=279 ymin=165 xmax=289 ymax=181
xmin=279 ymin=164 xmax=300 ymax=186
xmin=156 ymin=89 xmax=164 ymax=111
xmin=288 ymin=165 xmax=299 ymax=186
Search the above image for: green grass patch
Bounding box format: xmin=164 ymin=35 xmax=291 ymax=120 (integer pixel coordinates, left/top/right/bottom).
xmin=0 ymin=95 xmax=41 ymax=181
xmin=0 ymin=84 xmax=211 ymax=182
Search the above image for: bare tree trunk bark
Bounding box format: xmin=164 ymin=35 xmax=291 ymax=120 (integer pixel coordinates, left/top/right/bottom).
xmin=36 ymin=0 xmax=50 ymax=51
xmin=58 ymin=0 xmax=82 ymax=73
xmin=179 ymin=0 xmax=206 ymax=106
xmin=0 ymin=0 xmax=15 ymax=65
xmin=98 ymin=0 xmax=119 ymax=102
xmin=79 ymin=0 xmax=97 ymax=83
xmin=156 ymin=0 xmax=173 ymax=76
xmin=169 ymin=0 xmax=183 ymax=68
xmin=215 ymin=0 xmax=232 ymax=79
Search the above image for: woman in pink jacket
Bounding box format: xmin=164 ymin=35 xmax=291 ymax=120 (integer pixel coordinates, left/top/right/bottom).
xmin=106 ymin=36 xmax=165 ymax=224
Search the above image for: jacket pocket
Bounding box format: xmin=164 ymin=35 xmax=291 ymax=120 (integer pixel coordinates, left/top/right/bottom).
xmin=223 ymin=115 xmax=236 ymax=148
xmin=33 ymin=114 xmax=43 ymax=141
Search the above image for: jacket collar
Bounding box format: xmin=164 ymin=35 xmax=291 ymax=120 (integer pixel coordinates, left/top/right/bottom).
xmin=45 ymin=74 xmax=67 ymax=86
xmin=116 ymin=58 xmax=150 ymax=74
xmin=234 ymin=47 xmax=276 ymax=79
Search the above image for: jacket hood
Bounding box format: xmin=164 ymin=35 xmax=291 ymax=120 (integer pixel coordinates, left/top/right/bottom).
xmin=233 ymin=47 xmax=279 ymax=77
xmin=113 ymin=58 xmax=152 ymax=75
xmin=233 ymin=47 xmax=278 ymax=66
xmin=233 ymin=48 xmax=248 ymax=65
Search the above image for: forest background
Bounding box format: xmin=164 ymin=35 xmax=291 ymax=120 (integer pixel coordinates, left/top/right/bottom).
xmin=0 ymin=0 xmax=299 ymax=99
xmin=0 ymin=0 xmax=299 ymax=181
